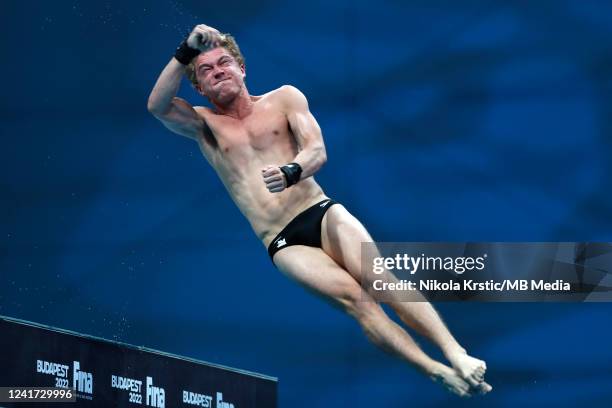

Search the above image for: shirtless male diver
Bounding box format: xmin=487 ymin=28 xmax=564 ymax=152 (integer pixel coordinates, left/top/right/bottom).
xmin=147 ymin=24 xmax=492 ymax=397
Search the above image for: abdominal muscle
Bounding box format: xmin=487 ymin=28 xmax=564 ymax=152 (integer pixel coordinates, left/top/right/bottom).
xmin=197 ymin=94 xmax=328 ymax=248
xmin=210 ymin=149 xmax=328 ymax=248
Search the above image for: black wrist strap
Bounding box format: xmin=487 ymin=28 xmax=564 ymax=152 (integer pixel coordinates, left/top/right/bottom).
xmin=174 ymin=38 xmax=200 ymax=65
xmin=280 ymin=163 xmax=303 ymax=187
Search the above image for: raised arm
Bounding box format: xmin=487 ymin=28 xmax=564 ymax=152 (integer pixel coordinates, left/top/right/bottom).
xmin=147 ymin=25 xmax=220 ymax=140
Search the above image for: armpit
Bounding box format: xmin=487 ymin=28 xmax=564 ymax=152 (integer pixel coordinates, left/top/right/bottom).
xmin=194 ymin=107 xmax=218 ymax=149
xmin=201 ymin=120 xmax=218 ymax=149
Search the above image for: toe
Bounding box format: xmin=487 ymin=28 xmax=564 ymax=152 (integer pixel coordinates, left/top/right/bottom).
xmin=466 ymin=375 xmax=480 ymax=388
xmin=471 ymin=372 xmax=484 ymax=384
xmin=476 ymin=381 xmax=493 ymax=395
xmin=461 ymin=390 xmax=472 ymax=398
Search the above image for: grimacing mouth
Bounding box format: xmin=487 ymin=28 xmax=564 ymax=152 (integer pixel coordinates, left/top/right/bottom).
xmin=214 ymin=77 xmax=231 ymax=85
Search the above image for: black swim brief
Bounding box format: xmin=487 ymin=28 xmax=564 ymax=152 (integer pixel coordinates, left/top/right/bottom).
xmin=267 ymin=198 xmax=339 ymax=263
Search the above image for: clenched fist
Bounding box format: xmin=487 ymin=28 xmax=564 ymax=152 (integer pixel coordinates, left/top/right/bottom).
xmin=262 ymin=165 xmax=287 ymax=193
xmin=187 ymin=24 xmax=223 ymax=52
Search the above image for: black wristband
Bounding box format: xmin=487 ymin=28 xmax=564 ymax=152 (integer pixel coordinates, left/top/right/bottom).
xmin=280 ymin=163 xmax=303 ymax=187
xmin=174 ymin=38 xmax=200 ymax=65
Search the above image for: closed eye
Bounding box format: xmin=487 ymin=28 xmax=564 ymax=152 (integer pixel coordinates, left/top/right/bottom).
xmin=217 ymin=55 xmax=233 ymax=65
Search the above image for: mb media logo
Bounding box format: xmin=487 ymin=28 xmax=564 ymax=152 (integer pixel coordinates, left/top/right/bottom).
xmin=73 ymin=361 xmax=93 ymax=396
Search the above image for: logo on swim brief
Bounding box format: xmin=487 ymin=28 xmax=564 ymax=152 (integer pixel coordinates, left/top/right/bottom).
xmin=320 ymin=200 xmax=330 ymax=207
xmin=275 ymin=237 xmax=287 ymax=248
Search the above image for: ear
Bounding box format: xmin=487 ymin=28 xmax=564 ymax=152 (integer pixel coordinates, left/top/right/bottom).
xmin=240 ymin=63 xmax=246 ymax=80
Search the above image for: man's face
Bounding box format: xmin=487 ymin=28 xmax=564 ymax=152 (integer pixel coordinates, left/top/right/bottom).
xmin=194 ymin=47 xmax=245 ymax=103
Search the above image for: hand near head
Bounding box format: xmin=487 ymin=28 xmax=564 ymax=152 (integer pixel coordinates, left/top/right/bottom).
xmin=187 ymin=24 xmax=223 ymax=52
xmin=262 ymin=165 xmax=287 ymax=193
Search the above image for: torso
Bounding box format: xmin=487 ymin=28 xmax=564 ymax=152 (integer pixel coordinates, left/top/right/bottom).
xmin=194 ymin=88 xmax=327 ymax=247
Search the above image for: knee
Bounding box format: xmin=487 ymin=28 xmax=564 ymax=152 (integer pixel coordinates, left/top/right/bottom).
xmin=345 ymin=295 xmax=384 ymax=343
xmin=342 ymin=290 xmax=379 ymax=323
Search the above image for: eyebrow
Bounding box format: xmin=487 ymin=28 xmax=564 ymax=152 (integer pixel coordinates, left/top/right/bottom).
xmin=197 ymin=55 xmax=231 ymax=71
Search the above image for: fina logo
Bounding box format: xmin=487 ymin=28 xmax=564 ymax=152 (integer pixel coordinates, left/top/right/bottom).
xmin=146 ymin=376 xmax=166 ymax=408
xmin=217 ymin=392 xmax=235 ymax=408
xmin=73 ymin=361 xmax=93 ymax=395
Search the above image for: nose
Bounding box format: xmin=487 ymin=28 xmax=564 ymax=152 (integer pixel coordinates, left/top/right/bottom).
xmin=212 ymin=67 xmax=225 ymax=79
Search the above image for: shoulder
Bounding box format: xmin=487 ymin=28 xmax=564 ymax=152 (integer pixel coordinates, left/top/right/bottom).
xmin=276 ymin=84 xmax=307 ymax=100
xmin=271 ymin=85 xmax=309 ymax=111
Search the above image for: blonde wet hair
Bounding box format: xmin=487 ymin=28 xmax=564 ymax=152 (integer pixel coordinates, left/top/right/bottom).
xmin=185 ymin=34 xmax=245 ymax=88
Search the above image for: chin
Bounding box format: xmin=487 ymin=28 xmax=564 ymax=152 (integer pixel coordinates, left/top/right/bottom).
xmin=218 ymin=89 xmax=240 ymax=102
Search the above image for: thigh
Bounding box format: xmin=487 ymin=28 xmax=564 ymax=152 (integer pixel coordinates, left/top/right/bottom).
xmin=272 ymin=245 xmax=367 ymax=312
xmin=321 ymin=204 xmax=376 ymax=284
xmin=321 ymin=206 xmax=423 ymax=303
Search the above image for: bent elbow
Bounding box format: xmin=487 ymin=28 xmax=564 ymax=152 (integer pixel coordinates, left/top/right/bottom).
xmin=320 ymin=153 xmax=327 ymax=167
xmin=318 ymin=147 xmax=327 ymax=168
xmin=147 ymin=99 xmax=162 ymax=116
xmin=147 ymin=94 xmax=171 ymax=117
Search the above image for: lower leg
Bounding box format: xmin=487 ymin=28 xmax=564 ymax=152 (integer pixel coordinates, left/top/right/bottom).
xmin=355 ymin=301 xmax=438 ymax=374
xmin=388 ymin=300 xmax=464 ymax=356
xmin=350 ymin=299 xmax=472 ymax=397
xmin=318 ymin=207 xmax=490 ymax=393
xmin=388 ymin=300 xmax=488 ymax=388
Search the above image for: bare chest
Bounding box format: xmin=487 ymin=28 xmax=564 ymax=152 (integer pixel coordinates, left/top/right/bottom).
xmin=206 ymin=108 xmax=291 ymax=155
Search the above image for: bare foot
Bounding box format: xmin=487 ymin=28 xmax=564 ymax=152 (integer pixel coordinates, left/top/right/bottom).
xmin=472 ymin=381 xmax=493 ymax=395
xmin=429 ymin=362 xmax=472 ymax=398
xmin=445 ymin=347 xmax=487 ymax=388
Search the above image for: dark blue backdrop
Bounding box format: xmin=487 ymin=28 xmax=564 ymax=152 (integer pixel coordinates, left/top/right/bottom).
xmin=2 ymin=1 xmax=611 ymax=407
